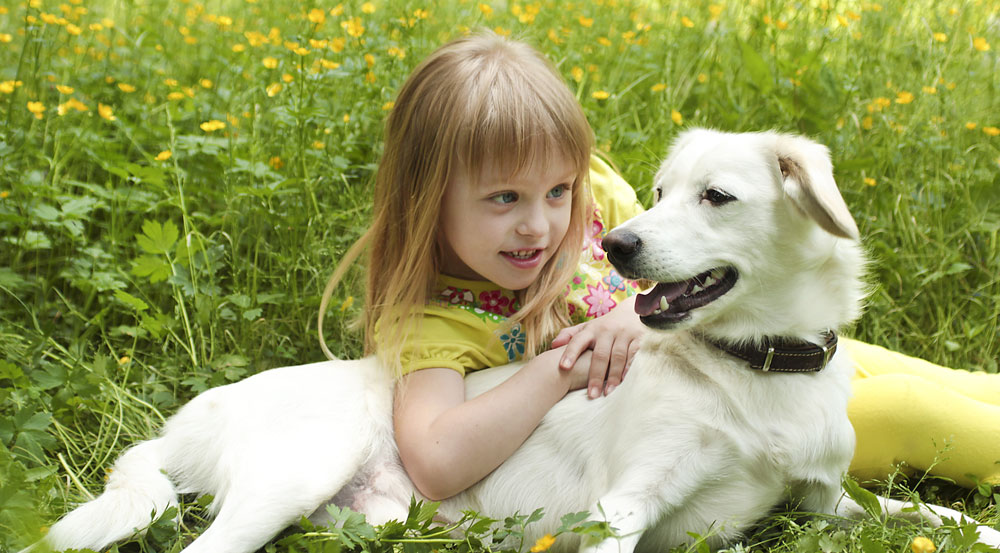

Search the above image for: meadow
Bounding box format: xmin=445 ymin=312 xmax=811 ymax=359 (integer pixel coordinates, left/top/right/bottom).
xmin=1 ymin=0 xmax=998 ymax=551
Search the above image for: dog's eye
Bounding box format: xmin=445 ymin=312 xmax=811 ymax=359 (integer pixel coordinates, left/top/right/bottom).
xmin=653 ymin=188 xmax=662 ymax=203
xmin=702 ymin=188 xmax=736 ymax=206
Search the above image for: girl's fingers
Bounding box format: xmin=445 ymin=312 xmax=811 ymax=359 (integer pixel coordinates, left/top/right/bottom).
xmin=603 ymin=338 xmax=631 ymax=395
xmin=588 ymin=334 xmax=614 ymax=398
xmin=558 ymin=328 xmax=594 ymax=370
xmin=551 ymin=323 xmax=584 ymax=349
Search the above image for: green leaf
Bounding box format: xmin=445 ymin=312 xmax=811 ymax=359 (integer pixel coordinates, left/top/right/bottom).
xmin=841 ymin=475 xmax=882 ymax=518
xmin=136 ymin=219 xmax=179 ymax=255
xmin=739 ymin=39 xmax=774 ymax=94
xmin=114 ymin=290 xmax=150 ymax=312
xmin=132 ymin=255 xmax=172 ymax=283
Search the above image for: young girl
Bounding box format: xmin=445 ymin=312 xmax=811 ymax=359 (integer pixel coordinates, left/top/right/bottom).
xmin=321 ymin=31 xmax=1000 ymax=501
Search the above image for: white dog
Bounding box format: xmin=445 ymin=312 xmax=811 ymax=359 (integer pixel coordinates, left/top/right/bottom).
xmin=26 ymin=129 xmax=1000 ymax=553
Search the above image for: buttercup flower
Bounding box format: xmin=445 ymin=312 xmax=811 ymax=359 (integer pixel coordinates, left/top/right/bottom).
xmin=200 ymin=120 xmax=226 ymax=132
xmin=98 ymin=103 xmax=115 ymax=120
xmin=910 ymin=536 xmax=935 ymax=553
xmin=118 ymin=83 xmax=136 ymax=93
xmin=973 ymin=37 xmax=990 ymax=52
xmin=155 ymin=150 xmax=172 ymax=161
xmin=592 ymin=90 xmax=609 ymax=99
xmin=530 ymin=534 xmax=556 ymax=552
xmin=27 ymin=101 xmax=46 ymax=119
xmin=671 ymin=109 xmax=683 ymax=125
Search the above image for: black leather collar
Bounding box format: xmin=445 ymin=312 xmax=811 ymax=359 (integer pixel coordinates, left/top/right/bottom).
xmin=702 ymin=330 xmax=838 ymax=373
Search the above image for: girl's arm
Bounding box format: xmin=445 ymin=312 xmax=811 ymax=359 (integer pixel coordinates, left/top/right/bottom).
xmin=393 ymin=346 xmax=592 ymax=501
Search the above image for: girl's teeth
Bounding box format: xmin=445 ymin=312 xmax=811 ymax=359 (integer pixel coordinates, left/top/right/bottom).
xmin=509 ymin=250 xmax=536 ymax=259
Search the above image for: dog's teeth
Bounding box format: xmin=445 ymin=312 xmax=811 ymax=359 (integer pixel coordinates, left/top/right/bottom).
xmin=659 ymin=296 xmax=669 ymax=312
xmin=690 ymin=285 xmax=703 ymax=295
xmin=711 ymin=268 xmax=726 ymax=280
xmin=702 ymin=277 xmax=715 ymax=288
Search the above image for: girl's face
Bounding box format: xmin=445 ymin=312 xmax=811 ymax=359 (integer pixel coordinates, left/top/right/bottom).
xmin=438 ymin=154 xmax=577 ymax=291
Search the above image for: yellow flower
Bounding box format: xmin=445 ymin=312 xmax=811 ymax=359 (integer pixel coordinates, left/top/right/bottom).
xmin=56 ymin=85 xmax=74 ymax=94
xmin=414 ymin=8 xmax=428 ymax=18
xmin=597 ymin=37 xmax=611 ymax=47
xmin=0 ymin=191 xmax=8 ymax=199
xmin=282 ymin=73 xmax=294 ymax=83
xmin=895 ymin=91 xmax=914 ymax=104
xmin=571 ymin=66 xmax=583 ymax=82
xmin=479 ymin=3 xmax=493 ymax=16
xmin=973 ymin=37 xmax=990 ymax=52
xmin=118 ymin=83 xmax=136 ymax=93
xmin=98 ymin=103 xmax=115 ymax=120
xmin=965 ymin=122 xmax=977 ymax=130
xmin=266 ymin=83 xmax=282 ymax=96
xmin=0 ymin=82 xmax=13 ymax=94
xmin=312 ymin=140 xmax=325 ymax=149
xmin=199 ymin=79 xmax=213 ymax=89
xmin=651 ymin=83 xmax=666 ymax=92
xmin=697 ymin=73 xmax=708 ymax=83
xmin=709 ymin=4 xmax=723 ymax=20
xmin=155 ymin=150 xmax=172 ymax=161
xmin=167 ymin=91 xmax=185 ymax=100
xmin=382 ymin=101 xmax=394 ymax=110
xmin=922 ymin=86 xmax=936 ymax=94
xmin=164 ymin=78 xmax=179 ymax=87
xmin=910 ymin=536 xmax=936 ymax=553
xmin=262 ymin=56 xmax=279 ymax=69
xmin=27 ymin=101 xmax=46 ymax=119
xmin=671 ymin=109 xmax=683 ymax=125
xmin=864 ymin=177 xmax=876 ymax=186
xmin=339 ymin=295 xmax=354 ymax=312
xmin=342 ymin=17 xmax=364 ymax=37
xmin=342 ymin=113 xmax=350 ymax=123
xmin=308 ymin=8 xmax=326 ymax=24
xmin=330 ymin=37 xmax=346 ymax=53
xmin=365 ymin=53 xmax=376 ymax=67
xmin=530 ymin=534 xmax=556 ymax=552
xmin=269 ymin=156 xmax=284 ymax=169
xmin=681 ymin=16 xmax=694 ymax=28
xmin=387 ymin=46 xmax=405 ymax=59
xmin=320 ymin=59 xmax=340 ymax=69
xmin=200 ymin=120 xmax=226 ymax=132
xmin=57 ymin=98 xmax=88 ymax=114
xmin=118 ymin=356 xmax=130 ymax=365
xmin=232 ymin=44 xmax=246 ymax=53
xmin=592 ymin=90 xmax=609 ymax=100
xmin=862 ymin=116 xmax=873 ymax=129
xmin=0 ymin=33 xmax=12 ymax=43
xmin=984 ymin=127 xmax=1000 ymax=137
xmin=578 ymin=15 xmax=593 ymax=28
xmin=361 ymin=2 xmax=376 ymax=13
xmin=66 ymin=23 xmax=81 ymax=35
xmin=933 ymin=32 xmax=947 ymax=42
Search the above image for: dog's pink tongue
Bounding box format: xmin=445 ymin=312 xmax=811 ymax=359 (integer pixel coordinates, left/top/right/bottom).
xmin=635 ymin=281 xmax=688 ymax=316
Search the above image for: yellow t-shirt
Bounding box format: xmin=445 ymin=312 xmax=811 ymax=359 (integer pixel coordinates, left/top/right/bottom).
xmin=397 ymin=156 xmax=644 ymax=376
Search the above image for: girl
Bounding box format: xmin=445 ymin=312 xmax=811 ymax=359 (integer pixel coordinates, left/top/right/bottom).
xmin=320 ymin=31 xmax=1000 ymax=501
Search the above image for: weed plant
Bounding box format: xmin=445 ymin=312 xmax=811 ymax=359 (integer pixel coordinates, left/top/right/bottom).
xmin=0 ymin=0 xmax=998 ymax=551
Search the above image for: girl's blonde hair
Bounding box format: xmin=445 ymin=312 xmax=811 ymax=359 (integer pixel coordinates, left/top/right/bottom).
xmin=320 ymin=31 xmax=594 ymax=377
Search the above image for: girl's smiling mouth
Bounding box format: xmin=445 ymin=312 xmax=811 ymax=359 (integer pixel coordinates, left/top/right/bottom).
xmin=502 ymin=249 xmax=544 ymax=267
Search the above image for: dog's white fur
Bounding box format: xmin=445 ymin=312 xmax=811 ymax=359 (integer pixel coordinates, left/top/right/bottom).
xmin=26 ymin=129 xmax=1000 ymax=553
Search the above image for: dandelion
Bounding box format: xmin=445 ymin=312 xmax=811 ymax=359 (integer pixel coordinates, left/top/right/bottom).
xmin=361 ymin=2 xmax=376 ymax=13
xmin=155 ymin=150 xmax=172 ymax=161
xmin=98 ymin=103 xmax=115 ymax=120
xmin=266 ymin=83 xmax=282 ymax=96
xmin=864 ymin=177 xmax=876 ymax=186
xmin=910 ymin=536 xmax=935 ymax=553
xmin=933 ymin=32 xmax=947 ymax=42
xmin=200 ymin=120 xmax=226 ymax=132
xmin=199 ymin=79 xmax=213 ymax=89
xmin=895 ymin=91 xmax=914 ymax=104
xmin=671 ymin=110 xmax=683 ymax=125
xmin=530 ymin=534 xmax=556 ymax=552
xmin=984 ymin=127 xmax=1000 ymax=136
xmin=118 ymin=83 xmax=136 ymax=93
xmin=973 ymin=37 xmax=990 ymax=52
xmin=592 ymin=90 xmax=609 ymax=100
xmin=27 ymin=101 xmax=46 ymax=119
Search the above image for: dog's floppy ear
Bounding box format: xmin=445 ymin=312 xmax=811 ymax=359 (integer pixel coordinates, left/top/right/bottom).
xmin=774 ymin=135 xmax=859 ymax=240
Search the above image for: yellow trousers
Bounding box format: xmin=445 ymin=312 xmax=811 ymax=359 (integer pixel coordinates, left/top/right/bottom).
xmin=844 ymin=339 xmax=1000 ymax=487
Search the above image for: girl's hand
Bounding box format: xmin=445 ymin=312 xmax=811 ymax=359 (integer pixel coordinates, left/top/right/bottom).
xmin=550 ymin=295 xmax=646 ymax=399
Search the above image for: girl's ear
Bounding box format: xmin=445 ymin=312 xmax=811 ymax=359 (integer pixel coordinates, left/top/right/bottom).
xmin=774 ymin=135 xmax=859 ymax=241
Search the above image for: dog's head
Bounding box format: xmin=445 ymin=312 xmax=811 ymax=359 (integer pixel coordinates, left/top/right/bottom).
xmin=605 ymin=128 xmax=866 ymax=344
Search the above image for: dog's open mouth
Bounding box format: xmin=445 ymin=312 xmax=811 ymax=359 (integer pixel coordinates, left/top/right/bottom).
xmin=634 ymin=267 xmax=738 ymax=324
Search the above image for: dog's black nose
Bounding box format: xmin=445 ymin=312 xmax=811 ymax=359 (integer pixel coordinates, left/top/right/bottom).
xmin=603 ymin=230 xmax=641 ymax=263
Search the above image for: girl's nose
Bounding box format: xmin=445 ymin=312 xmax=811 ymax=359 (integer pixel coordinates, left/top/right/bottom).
xmin=516 ymin=203 xmax=547 ymax=237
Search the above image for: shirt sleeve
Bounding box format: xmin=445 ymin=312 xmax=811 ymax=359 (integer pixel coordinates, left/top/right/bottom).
xmin=398 ymin=305 xmax=512 ymax=377
xmin=588 ymin=155 xmax=645 ymax=230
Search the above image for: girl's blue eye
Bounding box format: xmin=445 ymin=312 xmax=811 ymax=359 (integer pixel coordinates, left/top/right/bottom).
xmin=492 ymin=192 xmax=517 ymax=204
xmin=547 ymin=184 xmax=570 ymax=199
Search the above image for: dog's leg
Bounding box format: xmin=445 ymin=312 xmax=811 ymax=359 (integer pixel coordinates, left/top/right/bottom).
xmin=836 ymin=494 xmax=1000 ymax=548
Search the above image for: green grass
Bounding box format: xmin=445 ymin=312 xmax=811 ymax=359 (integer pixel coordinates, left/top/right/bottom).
xmin=1 ymin=0 xmax=998 ymax=551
